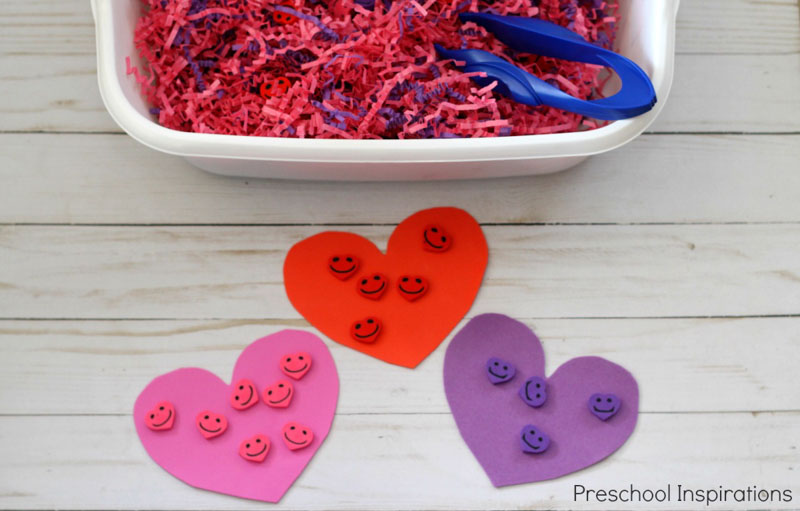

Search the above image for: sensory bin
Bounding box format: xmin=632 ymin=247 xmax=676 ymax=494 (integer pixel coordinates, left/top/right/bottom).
xmin=129 ymin=0 xmax=619 ymax=139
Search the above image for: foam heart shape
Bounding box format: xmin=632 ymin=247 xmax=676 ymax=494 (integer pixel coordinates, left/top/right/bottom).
xmin=263 ymin=380 xmax=294 ymax=408
xmin=134 ymin=330 xmax=339 ymax=503
xmin=444 ymin=314 xmax=639 ymax=487
xmin=284 ymin=207 xmax=488 ymax=368
xmin=196 ymin=410 xmax=228 ymax=439
xmin=239 ymin=434 xmax=270 ymax=463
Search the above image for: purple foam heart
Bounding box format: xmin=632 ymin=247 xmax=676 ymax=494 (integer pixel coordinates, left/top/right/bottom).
xmin=444 ymin=314 xmax=639 ymax=487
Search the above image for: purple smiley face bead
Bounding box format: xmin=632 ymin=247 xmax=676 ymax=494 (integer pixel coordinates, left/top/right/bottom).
xmin=520 ymin=425 xmax=550 ymax=454
xmin=519 ymin=376 xmax=547 ymax=408
xmin=589 ymin=393 xmax=621 ymax=421
xmin=486 ymin=357 xmax=515 ymax=384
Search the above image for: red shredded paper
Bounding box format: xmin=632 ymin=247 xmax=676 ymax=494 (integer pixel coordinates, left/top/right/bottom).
xmin=129 ymin=0 xmax=618 ymax=138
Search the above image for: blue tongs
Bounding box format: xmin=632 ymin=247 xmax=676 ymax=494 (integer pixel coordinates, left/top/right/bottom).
xmin=435 ymin=13 xmax=656 ymax=120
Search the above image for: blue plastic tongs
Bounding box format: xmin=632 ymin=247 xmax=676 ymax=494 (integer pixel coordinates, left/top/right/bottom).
xmin=435 ymin=13 xmax=656 ymax=120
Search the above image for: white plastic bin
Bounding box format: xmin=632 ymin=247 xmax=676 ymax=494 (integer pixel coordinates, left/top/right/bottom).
xmin=92 ymin=0 xmax=679 ymax=181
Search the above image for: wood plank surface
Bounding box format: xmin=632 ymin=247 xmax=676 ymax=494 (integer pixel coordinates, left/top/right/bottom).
xmin=2 ymin=134 xmax=799 ymax=225
xmin=0 ymin=413 xmax=797 ymax=510
xmin=0 ymin=318 xmax=798 ymax=415
xmin=1 ymin=224 xmax=799 ymax=320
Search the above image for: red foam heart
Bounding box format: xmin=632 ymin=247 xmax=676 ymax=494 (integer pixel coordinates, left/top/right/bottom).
xmin=284 ymin=207 xmax=488 ymax=368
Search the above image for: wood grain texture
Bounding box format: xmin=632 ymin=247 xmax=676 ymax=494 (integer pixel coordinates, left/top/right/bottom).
xmin=0 ymin=413 xmax=797 ymax=510
xmin=674 ymin=0 xmax=800 ymax=55
xmin=0 ymin=318 xmax=798 ymax=415
xmin=1 ymin=134 xmax=799 ymax=225
xmin=649 ymin=54 xmax=800 ymax=133
xmin=1 ymin=224 xmax=799 ymax=320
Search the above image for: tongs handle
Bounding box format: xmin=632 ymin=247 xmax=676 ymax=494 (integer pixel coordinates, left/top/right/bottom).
xmin=437 ymin=13 xmax=657 ymax=120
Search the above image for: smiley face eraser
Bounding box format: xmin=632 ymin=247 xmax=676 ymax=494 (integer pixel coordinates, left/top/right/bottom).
xmin=397 ymin=275 xmax=429 ymax=302
xmin=423 ymin=224 xmax=452 ymax=252
xmin=520 ymin=425 xmax=550 ymax=454
xmin=145 ymin=401 xmax=175 ymax=431
xmin=589 ymin=393 xmax=621 ymax=421
xmin=280 ymin=352 xmax=311 ymax=380
xmin=263 ymin=380 xmax=294 ymax=408
xmin=273 ymin=5 xmax=297 ymax=25
xmin=230 ymin=378 xmax=259 ymax=410
xmin=281 ymin=422 xmax=314 ymax=450
xmin=486 ymin=357 xmax=515 ymax=384
xmin=196 ymin=411 xmax=228 ymax=439
xmin=519 ymin=376 xmax=547 ymax=408
xmin=350 ymin=317 xmax=382 ymax=343
xmin=328 ymin=254 xmax=359 ymax=281
xmin=357 ymin=273 xmax=388 ymax=300
xmin=239 ymin=434 xmax=271 ymax=462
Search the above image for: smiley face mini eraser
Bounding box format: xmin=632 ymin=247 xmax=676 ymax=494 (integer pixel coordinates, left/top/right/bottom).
xmin=230 ymin=378 xmax=259 ymax=410
xmin=520 ymin=425 xmax=551 ymax=454
xmin=263 ymin=380 xmax=294 ymax=408
xmin=280 ymin=352 xmax=311 ymax=380
xmin=281 ymin=422 xmax=314 ymax=450
xmin=422 ymin=223 xmax=452 ymax=252
xmin=397 ymin=275 xmax=429 ymax=302
xmin=196 ymin=411 xmax=228 ymax=439
xmin=239 ymin=434 xmax=271 ymax=462
xmin=519 ymin=376 xmax=547 ymax=408
xmin=486 ymin=357 xmax=515 ymax=384
xmin=328 ymin=255 xmax=360 ymax=281
xmin=589 ymin=393 xmax=621 ymax=421
xmin=357 ymin=273 xmax=388 ymax=300
xmin=350 ymin=316 xmax=382 ymax=343
xmin=145 ymin=401 xmax=175 ymax=431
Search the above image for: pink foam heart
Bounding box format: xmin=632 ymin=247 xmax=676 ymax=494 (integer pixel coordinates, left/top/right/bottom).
xmin=134 ymin=330 xmax=339 ymax=502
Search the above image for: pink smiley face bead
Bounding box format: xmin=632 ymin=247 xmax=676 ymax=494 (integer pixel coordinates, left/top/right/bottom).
xmin=230 ymin=378 xmax=259 ymax=410
xmin=280 ymin=352 xmax=311 ymax=380
xmin=145 ymin=401 xmax=175 ymax=431
xmin=196 ymin=410 xmax=228 ymax=439
xmin=239 ymin=434 xmax=271 ymax=462
xmin=281 ymin=422 xmax=314 ymax=450
xmin=263 ymin=380 xmax=294 ymax=408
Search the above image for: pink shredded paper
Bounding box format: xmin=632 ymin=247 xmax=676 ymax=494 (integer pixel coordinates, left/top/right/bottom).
xmin=130 ymin=0 xmax=618 ymax=138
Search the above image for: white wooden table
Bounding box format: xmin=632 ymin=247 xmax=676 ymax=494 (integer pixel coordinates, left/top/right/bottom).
xmin=1 ymin=1 xmax=799 ymax=509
